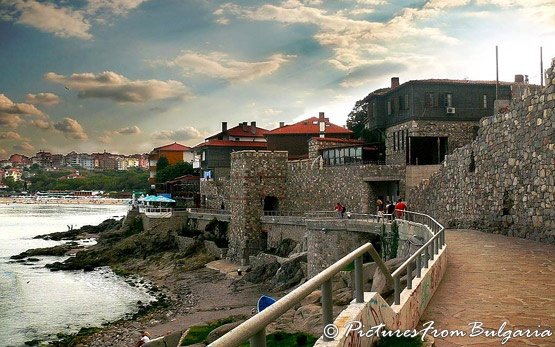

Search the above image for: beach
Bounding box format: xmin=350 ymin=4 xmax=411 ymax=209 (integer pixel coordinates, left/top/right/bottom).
xmin=0 ymin=196 xmax=128 ymax=205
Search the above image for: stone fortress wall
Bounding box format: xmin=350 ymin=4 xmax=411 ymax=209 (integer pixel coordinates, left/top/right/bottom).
xmin=409 ymin=58 xmax=555 ymax=244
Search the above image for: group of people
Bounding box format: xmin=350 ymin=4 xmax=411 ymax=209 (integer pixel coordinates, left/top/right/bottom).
xmin=376 ymin=198 xmax=407 ymax=219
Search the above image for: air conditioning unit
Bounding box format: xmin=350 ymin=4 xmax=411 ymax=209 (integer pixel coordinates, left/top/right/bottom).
xmin=446 ymin=107 xmax=456 ymax=114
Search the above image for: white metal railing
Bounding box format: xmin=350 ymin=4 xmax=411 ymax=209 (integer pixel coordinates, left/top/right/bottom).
xmin=391 ymin=209 xmax=445 ymax=305
xmin=208 ymin=243 xmax=392 ymax=347
xmin=187 ymin=207 xmax=230 ymax=215
xmin=208 ymin=209 xmax=445 ymax=347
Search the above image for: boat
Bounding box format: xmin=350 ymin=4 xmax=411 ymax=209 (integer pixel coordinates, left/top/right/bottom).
xmin=257 ymin=295 xmax=276 ymax=313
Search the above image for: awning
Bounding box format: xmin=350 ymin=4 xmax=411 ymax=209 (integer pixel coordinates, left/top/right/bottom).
xmin=138 ymin=195 xmax=176 ymax=203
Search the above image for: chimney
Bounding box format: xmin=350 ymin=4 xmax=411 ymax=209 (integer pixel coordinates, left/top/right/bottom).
xmin=318 ymin=112 xmax=325 ymax=138
xmin=242 ymin=122 xmax=247 ymax=132
xmin=222 ymin=122 xmax=227 ymax=132
xmin=279 ymin=122 xmax=285 ymax=128
xmin=391 ymin=77 xmax=400 ymax=89
xmin=514 ymin=74 xmax=524 ymax=83
xmin=251 ymin=121 xmax=256 ymax=134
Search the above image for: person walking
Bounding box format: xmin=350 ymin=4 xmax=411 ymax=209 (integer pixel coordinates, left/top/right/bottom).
xmin=335 ymin=202 xmax=343 ymax=219
xmin=376 ymin=199 xmax=384 ymax=217
xmin=395 ymin=198 xmax=407 ymax=218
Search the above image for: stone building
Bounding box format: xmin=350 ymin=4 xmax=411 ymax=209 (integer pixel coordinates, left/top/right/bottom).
xmin=409 ymin=58 xmax=555 ymax=244
xmin=365 ymin=77 xmax=514 ymax=166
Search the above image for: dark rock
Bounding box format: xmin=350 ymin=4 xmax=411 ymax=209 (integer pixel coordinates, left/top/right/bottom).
xmin=271 ymin=252 xmax=307 ymax=290
xmin=274 ymin=238 xmax=298 ymax=257
xmin=243 ymin=260 xmax=280 ymax=284
xmin=371 ymin=257 xmax=408 ymax=298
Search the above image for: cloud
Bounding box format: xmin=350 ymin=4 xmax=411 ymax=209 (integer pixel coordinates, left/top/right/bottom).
xmin=214 ymin=1 xmax=465 ymax=72
xmin=13 ymin=141 xmax=34 ymax=153
xmin=98 ymin=125 xmax=142 ymax=143
xmin=26 ymin=92 xmax=60 ymax=105
xmin=53 ymin=117 xmax=88 ymax=140
xmin=0 ymin=131 xmax=22 ymax=140
xmin=160 ymin=51 xmax=295 ymax=82
xmin=44 ymin=71 xmax=192 ymax=103
xmin=152 ymin=127 xmax=206 ymax=141
xmin=0 ymin=93 xmax=46 ymax=128
xmin=86 ymin=0 xmax=149 ymax=16
xmin=0 ymin=0 xmax=151 ymax=40
xmin=117 ymin=125 xmax=142 ymax=134
xmin=0 ymin=0 xmax=92 ymax=40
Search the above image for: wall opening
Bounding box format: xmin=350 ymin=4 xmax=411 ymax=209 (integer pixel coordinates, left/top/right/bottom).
xmin=263 ymin=196 xmax=279 ymax=211
xmin=469 ymin=151 xmax=476 ymax=173
xmin=502 ymin=191 xmax=513 ymax=216
xmin=409 ymin=136 xmax=448 ymax=165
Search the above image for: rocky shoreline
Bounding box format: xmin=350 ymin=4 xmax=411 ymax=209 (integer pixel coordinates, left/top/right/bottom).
xmin=11 ymin=212 xmax=268 ymax=347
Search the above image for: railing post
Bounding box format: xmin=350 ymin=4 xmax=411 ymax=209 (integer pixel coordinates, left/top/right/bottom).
xmin=249 ymin=327 xmax=266 ymax=347
xmin=394 ymin=276 xmax=400 ymax=305
xmin=434 ymin=237 xmax=439 ymax=255
xmin=423 ymin=247 xmax=429 ymax=268
xmin=407 ymin=261 xmax=413 ymax=289
xmin=416 ymin=253 xmax=421 ymax=278
xmin=429 ymin=243 xmax=435 ymax=261
xmin=354 ymin=256 xmax=364 ymax=303
xmin=321 ymin=280 xmax=333 ymax=341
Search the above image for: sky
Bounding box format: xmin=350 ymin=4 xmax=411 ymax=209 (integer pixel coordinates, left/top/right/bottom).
xmin=0 ymin=0 xmax=554 ymax=158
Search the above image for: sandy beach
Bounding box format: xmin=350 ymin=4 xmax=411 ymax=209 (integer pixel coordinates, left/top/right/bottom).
xmin=0 ymin=196 xmax=128 ymax=205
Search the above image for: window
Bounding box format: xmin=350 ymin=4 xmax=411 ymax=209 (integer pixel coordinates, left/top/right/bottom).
xmin=404 ymin=94 xmax=409 ymax=110
xmin=483 ymin=94 xmax=487 ymax=109
xmin=393 ymin=132 xmax=397 ymax=151
xmin=425 ymin=93 xmax=434 ymax=107
xmin=398 ymin=95 xmax=403 ymax=111
xmin=387 ymin=100 xmax=392 ymax=115
xmin=446 ymin=93 xmax=453 ymax=107
xmin=400 ymin=130 xmax=405 ymax=150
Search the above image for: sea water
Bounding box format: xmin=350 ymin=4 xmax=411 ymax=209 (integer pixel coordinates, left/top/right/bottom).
xmin=0 ymin=203 xmax=153 ymax=347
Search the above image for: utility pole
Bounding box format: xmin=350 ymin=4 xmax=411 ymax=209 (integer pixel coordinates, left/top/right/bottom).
xmin=495 ymin=45 xmax=499 ymax=100
xmin=540 ymin=46 xmax=544 ymax=87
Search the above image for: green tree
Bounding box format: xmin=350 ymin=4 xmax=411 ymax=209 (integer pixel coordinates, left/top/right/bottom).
xmin=156 ymin=161 xmax=194 ymax=183
xmin=346 ymin=99 xmax=368 ymax=139
xmin=3 ymin=177 xmax=24 ymax=191
xmin=156 ymin=156 xmax=169 ymax=171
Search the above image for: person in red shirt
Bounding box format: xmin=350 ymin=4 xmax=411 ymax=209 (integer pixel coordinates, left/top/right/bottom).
xmin=395 ymin=198 xmax=407 ymax=218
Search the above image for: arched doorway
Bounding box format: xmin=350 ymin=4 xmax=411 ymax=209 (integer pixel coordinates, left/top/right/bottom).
xmin=263 ymin=196 xmax=279 ymax=212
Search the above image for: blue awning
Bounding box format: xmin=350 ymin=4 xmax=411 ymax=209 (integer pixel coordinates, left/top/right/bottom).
xmin=138 ymin=195 xmax=176 ymax=203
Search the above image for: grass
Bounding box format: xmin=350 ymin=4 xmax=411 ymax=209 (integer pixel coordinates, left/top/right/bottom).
xmin=180 ymin=317 xmax=235 ymax=346
xmin=375 ymin=335 xmax=423 ymax=347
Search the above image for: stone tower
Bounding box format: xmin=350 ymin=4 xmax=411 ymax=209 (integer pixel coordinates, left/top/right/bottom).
xmin=227 ymin=151 xmax=288 ymax=264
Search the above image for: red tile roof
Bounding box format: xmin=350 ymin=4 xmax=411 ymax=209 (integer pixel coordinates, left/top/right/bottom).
xmin=311 ymin=137 xmax=364 ymax=144
xmin=207 ymin=124 xmax=269 ymax=140
xmin=153 ymin=142 xmax=191 ymax=151
xmin=266 ymin=117 xmax=352 ymax=135
xmin=192 ymin=139 xmax=268 ymax=149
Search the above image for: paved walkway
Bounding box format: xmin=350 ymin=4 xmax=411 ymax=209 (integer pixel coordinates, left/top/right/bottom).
xmin=420 ymin=229 xmax=555 ymax=347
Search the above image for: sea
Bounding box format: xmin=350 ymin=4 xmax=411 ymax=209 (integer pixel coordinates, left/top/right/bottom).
xmin=0 ymin=203 xmax=154 ymax=347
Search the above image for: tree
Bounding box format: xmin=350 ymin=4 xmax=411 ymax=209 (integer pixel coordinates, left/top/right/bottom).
xmin=3 ymin=177 xmax=24 ymax=191
xmin=156 ymin=156 xmax=169 ymax=171
xmin=156 ymin=161 xmax=194 ymax=183
xmin=346 ymin=99 xmax=368 ymax=139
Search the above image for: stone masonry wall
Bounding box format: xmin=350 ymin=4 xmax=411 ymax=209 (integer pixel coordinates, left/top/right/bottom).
xmin=409 ymin=58 xmax=555 ymax=243
xmin=386 ymin=120 xmax=479 ymax=165
xmin=285 ymin=161 xmax=405 ymax=213
xmin=227 ymin=151 xmax=289 ymax=263
xmin=200 ymin=178 xmax=230 ymax=209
